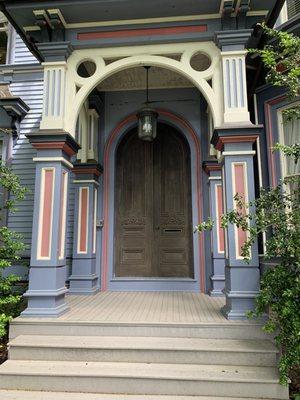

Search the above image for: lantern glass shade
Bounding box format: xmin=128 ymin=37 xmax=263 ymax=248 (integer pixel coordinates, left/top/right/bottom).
xmin=137 ymin=106 xmax=158 ymax=141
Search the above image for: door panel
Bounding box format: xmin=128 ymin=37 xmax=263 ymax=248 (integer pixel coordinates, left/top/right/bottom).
xmin=115 ymin=133 xmax=153 ymax=277
xmin=153 ymin=125 xmax=193 ymax=278
xmin=114 ymin=124 xmax=193 ymax=278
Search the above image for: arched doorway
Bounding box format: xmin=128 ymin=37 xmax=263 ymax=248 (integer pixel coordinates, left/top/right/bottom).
xmin=114 ymin=123 xmax=194 ymax=280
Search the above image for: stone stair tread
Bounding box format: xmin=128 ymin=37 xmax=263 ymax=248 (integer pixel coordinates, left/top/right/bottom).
xmin=9 ymin=335 xmax=277 ymax=353
xmin=0 ymin=390 xmax=280 ymax=400
xmin=0 ymin=360 xmax=280 ymax=383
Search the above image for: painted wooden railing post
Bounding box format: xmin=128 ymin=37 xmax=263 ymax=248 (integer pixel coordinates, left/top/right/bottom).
xmin=69 ymin=163 xmax=102 ymax=294
xmin=22 ymin=132 xmax=80 ymax=316
xmin=203 ymin=161 xmax=225 ymax=296
xmin=212 ymin=126 xmax=263 ymax=319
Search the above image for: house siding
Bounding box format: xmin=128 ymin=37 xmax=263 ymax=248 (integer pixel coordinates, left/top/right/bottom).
xmin=10 ymin=31 xmax=37 ymax=65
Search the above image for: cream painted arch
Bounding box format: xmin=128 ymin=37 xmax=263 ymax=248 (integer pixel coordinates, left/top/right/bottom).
xmin=63 ymin=42 xmax=224 ymax=135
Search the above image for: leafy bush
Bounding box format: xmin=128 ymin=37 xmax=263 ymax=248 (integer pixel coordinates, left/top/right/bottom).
xmin=0 ymin=164 xmax=27 ymax=338
xmin=196 ymin=24 xmax=300 ymax=385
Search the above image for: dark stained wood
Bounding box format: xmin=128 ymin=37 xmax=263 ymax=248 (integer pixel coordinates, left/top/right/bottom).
xmin=114 ymin=124 xmax=193 ymax=278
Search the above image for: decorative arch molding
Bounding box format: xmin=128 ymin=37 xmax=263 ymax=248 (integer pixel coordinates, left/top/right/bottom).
xmin=63 ymin=42 xmax=223 ymax=135
xmin=101 ymin=109 xmax=205 ymax=292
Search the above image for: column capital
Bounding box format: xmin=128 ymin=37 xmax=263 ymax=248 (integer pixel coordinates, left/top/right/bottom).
xmin=214 ymin=29 xmax=253 ymax=51
xmin=26 ymin=129 xmax=80 ymax=157
xmin=202 ymin=160 xmax=222 ymax=175
xmin=73 ymin=162 xmax=103 ymax=181
xmin=37 ymin=42 xmax=73 ymax=62
xmin=211 ymin=125 xmax=263 ymax=151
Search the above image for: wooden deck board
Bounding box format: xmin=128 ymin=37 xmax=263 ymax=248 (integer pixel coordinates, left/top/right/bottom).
xmin=41 ymin=292 xmax=229 ymax=324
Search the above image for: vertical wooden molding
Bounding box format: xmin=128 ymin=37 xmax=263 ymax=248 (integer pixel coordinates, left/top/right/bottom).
xmin=232 ymin=162 xmax=249 ymax=259
xmin=58 ymin=171 xmax=68 ymax=259
xmin=93 ymin=188 xmax=97 ymax=254
xmin=215 ymin=183 xmax=225 ymax=254
xmin=37 ymin=168 xmax=55 ymax=260
xmin=77 ymin=187 xmax=89 ymax=254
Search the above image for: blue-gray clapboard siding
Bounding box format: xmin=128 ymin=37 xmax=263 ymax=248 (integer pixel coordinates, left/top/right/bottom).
xmin=7 ymin=82 xmax=75 ymax=262
xmin=11 ymin=32 xmax=38 ymax=65
xmin=6 ymin=32 xmax=75 ymax=269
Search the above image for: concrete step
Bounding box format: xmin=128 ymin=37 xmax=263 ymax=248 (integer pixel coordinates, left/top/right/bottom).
xmin=9 ymin=335 xmax=278 ymax=367
xmin=0 ymin=360 xmax=289 ymax=399
xmin=9 ymin=320 xmax=270 ymax=340
xmin=0 ymin=390 xmax=285 ymax=400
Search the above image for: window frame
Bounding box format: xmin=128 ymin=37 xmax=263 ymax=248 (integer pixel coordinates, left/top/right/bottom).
xmin=277 ymin=101 xmax=300 ymax=181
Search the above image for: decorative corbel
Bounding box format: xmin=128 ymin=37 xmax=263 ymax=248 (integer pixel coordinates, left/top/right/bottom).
xmin=221 ymin=1 xmax=235 ymax=30
xmin=0 ymin=84 xmax=30 ymax=139
xmin=237 ymin=0 xmax=251 ymax=29
xmin=47 ymin=9 xmax=67 ymax=42
xmin=33 ymin=10 xmax=52 ymax=42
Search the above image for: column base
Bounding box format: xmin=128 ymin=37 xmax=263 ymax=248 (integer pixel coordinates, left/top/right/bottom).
xmin=22 ymin=266 xmax=69 ymax=317
xmin=209 ymin=274 xmax=225 ymax=297
xmin=69 ymin=258 xmax=98 ymax=294
xmin=221 ymin=290 xmax=260 ymax=320
xmin=22 ymin=287 xmax=69 ymax=317
xmin=68 ymin=274 xmax=99 ymax=295
xmin=222 ymin=265 xmax=260 ymax=320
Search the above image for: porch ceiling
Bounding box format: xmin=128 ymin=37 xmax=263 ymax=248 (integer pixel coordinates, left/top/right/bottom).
xmin=1 ymin=0 xmax=277 ymax=27
xmin=86 ymin=52 xmax=212 ymax=92
xmin=97 ymin=65 xmax=193 ymax=92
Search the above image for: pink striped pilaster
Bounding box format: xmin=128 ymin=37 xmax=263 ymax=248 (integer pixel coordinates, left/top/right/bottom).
xmin=38 ymin=168 xmax=55 ymax=259
xmin=93 ymin=188 xmax=98 ymax=254
xmin=233 ymin=163 xmax=248 ymax=258
xmin=58 ymin=171 xmax=68 ymax=259
xmin=216 ymin=184 xmax=225 ymax=254
xmin=78 ymin=187 xmax=89 ymax=254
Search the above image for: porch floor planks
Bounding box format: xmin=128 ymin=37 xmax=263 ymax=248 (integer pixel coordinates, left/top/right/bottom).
xmin=58 ymin=292 xmax=229 ymax=324
xmin=15 ymin=292 xmax=234 ymax=324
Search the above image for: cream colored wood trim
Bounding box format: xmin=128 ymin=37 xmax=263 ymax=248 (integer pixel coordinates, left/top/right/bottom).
xmin=33 ymin=157 xmax=73 ymax=169
xmin=93 ymin=188 xmax=97 ymax=254
xmin=62 ymin=42 xmax=223 ymax=136
xmin=77 ymin=187 xmax=89 ymax=254
xmin=47 ymin=9 xmax=67 ymax=27
xmin=73 ymin=179 xmax=100 ymax=186
xmin=231 ymin=162 xmax=251 ymax=260
xmin=59 ymin=171 xmax=68 ymax=260
xmin=37 ymin=167 xmax=55 ymax=261
xmin=215 ymin=183 xmax=225 ymax=254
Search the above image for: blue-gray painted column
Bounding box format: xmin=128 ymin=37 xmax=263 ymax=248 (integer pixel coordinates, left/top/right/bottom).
xmin=212 ymin=126 xmax=263 ymax=319
xmin=69 ymin=163 xmax=102 ymax=294
xmin=22 ymin=130 xmax=80 ymax=317
xmin=203 ymin=161 xmax=225 ymax=296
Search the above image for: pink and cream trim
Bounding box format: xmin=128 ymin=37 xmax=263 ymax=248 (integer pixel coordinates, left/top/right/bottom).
xmin=215 ymin=183 xmax=225 ymax=254
xmin=58 ymin=171 xmax=68 ymax=260
xmin=37 ymin=168 xmax=55 ymax=260
xmin=93 ymin=189 xmax=98 ymax=254
xmin=232 ymin=162 xmax=249 ymax=259
xmin=77 ymin=187 xmax=89 ymax=254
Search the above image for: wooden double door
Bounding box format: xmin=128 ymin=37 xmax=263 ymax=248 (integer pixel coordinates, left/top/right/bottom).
xmin=114 ymin=123 xmax=193 ymax=278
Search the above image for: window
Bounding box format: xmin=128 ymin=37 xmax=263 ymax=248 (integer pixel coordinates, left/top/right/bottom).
xmin=278 ymin=106 xmax=300 ymax=196
xmin=0 ymin=12 xmax=8 ymax=64
xmin=286 ymin=0 xmax=300 ymax=19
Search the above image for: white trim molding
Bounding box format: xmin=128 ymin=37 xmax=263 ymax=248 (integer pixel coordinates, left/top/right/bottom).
xmin=77 ymin=186 xmax=89 ymax=254
xmin=37 ymin=167 xmax=55 ymax=260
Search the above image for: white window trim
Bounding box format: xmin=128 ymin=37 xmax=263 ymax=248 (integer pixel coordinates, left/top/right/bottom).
xmin=277 ymin=101 xmax=300 ymax=181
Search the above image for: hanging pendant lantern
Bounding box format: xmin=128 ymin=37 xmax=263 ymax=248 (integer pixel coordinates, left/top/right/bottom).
xmin=137 ymin=66 xmax=158 ymax=141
